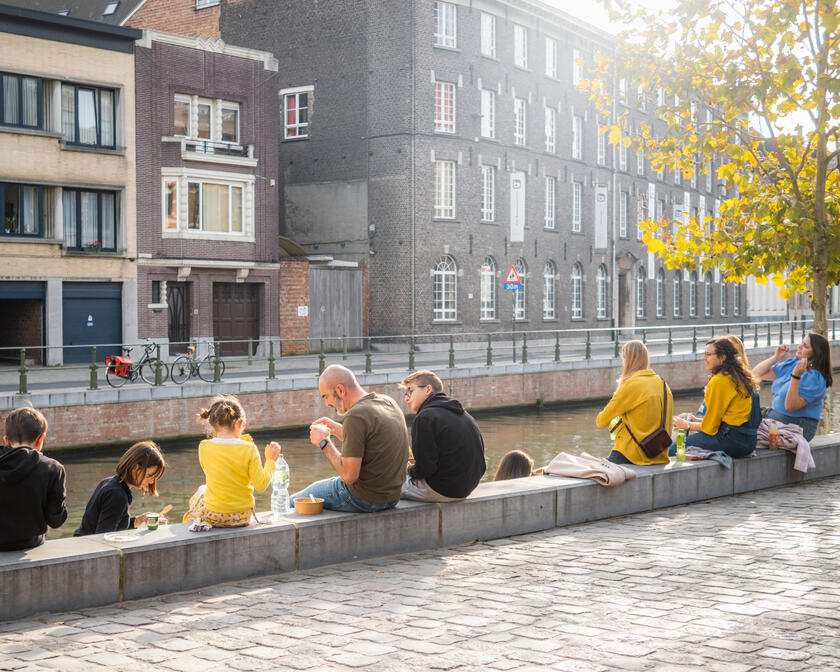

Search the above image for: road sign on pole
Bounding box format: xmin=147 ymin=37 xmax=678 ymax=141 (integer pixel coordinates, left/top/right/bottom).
xmin=503 ymin=265 xmax=521 ymax=290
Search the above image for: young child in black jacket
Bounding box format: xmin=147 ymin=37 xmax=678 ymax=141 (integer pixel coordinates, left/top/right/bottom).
xmin=0 ymin=407 xmax=67 ymax=551
xmin=74 ymin=441 xmax=166 ymax=536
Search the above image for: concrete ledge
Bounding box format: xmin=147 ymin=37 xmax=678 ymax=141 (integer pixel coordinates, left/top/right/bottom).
xmin=2 ymin=436 xmax=840 ymax=621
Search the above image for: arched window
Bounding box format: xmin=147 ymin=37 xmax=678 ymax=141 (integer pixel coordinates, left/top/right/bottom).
xmin=673 ymin=271 xmax=681 ymax=317
xmin=720 ymin=281 xmax=727 ymax=316
xmin=704 ymin=272 xmax=712 ymax=317
xmin=513 ymin=258 xmax=526 ymax=320
xmin=433 ymin=255 xmax=457 ymax=321
xmin=571 ymin=262 xmax=583 ymax=318
xmin=689 ymin=271 xmax=697 ymax=317
xmin=479 ymin=257 xmax=496 ymax=320
xmin=656 ymin=268 xmax=664 ymax=317
xmin=543 ymin=260 xmax=556 ymax=319
xmin=636 ymin=266 xmax=646 ymax=318
xmin=733 ymin=283 xmax=741 ymax=316
xmin=597 ymin=264 xmax=608 ymax=319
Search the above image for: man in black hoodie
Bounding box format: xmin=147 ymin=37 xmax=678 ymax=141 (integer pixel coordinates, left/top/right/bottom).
xmin=399 ymin=370 xmax=485 ymax=502
xmin=0 ymin=407 xmax=67 ymax=551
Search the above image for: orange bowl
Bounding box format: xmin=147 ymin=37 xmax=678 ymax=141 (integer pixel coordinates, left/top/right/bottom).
xmin=294 ymin=497 xmax=324 ymax=515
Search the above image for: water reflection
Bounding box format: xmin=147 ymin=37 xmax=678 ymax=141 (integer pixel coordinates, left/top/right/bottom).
xmin=45 ymin=387 xmax=836 ymax=539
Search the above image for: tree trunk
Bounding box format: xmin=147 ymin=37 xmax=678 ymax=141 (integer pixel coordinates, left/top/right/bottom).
xmin=811 ymin=238 xmax=829 ymax=337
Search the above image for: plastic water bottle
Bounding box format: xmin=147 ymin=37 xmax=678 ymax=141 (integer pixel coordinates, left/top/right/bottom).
xmin=676 ymin=429 xmax=686 ymax=462
xmin=271 ymin=454 xmax=290 ymax=520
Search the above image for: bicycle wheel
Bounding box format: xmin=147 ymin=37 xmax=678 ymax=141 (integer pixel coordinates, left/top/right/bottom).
xmin=139 ymin=358 xmax=170 ymax=385
xmin=170 ymin=355 xmax=193 ymax=385
xmin=105 ymin=367 xmax=129 ymax=388
xmin=198 ymin=357 xmax=226 ymax=382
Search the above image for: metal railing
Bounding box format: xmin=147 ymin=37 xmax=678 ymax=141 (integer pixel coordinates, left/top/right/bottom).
xmin=0 ymin=317 xmax=832 ymax=396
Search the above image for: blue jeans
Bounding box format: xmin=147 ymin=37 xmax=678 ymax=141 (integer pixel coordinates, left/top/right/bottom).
xmin=289 ymin=477 xmax=398 ymax=513
xmin=605 ymin=450 xmax=635 ymax=465
xmin=669 ymin=423 xmax=757 ymax=458
xmin=766 ymin=409 xmax=819 ymax=442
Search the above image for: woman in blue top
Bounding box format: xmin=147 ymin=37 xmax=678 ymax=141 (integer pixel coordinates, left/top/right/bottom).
xmin=751 ymin=333 xmax=833 ymax=441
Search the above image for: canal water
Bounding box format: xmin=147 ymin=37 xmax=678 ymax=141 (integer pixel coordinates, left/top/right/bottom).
xmin=45 ymin=387 xmax=835 ymax=539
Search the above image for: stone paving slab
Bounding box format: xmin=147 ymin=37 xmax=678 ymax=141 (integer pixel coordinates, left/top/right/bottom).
xmin=1 ymin=477 xmax=839 ymax=671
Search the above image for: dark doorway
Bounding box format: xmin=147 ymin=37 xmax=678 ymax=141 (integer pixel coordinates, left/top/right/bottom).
xmin=167 ymin=282 xmax=190 ymax=348
xmin=212 ymin=283 xmax=259 ymax=355
xmin=618 ymin=272 xmax=632 ymax=329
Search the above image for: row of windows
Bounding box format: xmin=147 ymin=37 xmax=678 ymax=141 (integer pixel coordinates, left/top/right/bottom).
xmin=434 ymin=2 xmax=584 ymax=86
xmin=432 ymin=255 xmax=741 ymax=323
xmin=439 ymin=161 xmax=702 ymax=239
xmin=0 ymin=71 xmax=117 ymax=150
xmin=0 ymin=181 xmax=119 ymax=251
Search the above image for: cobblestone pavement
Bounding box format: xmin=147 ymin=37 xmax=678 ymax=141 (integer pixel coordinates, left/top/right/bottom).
xmin=2 ymin=477 xmax=839 ymax=672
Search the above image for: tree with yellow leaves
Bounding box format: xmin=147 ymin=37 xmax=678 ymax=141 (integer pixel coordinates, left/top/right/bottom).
xmin=586 ymin=0 xmax=840 ymax=335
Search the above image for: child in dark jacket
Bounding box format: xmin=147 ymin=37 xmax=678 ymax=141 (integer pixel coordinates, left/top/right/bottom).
xmin=74 ymin=441 xmax=166 ymax=536
xmin=0 ymin=407 xmax=67 ymax=551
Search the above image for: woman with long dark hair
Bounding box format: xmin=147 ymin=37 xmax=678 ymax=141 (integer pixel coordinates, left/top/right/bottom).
xmin=672 ymin=338 xmax=761 ymax=457
xmin=751 ymin=333 xmax=833 ymax=441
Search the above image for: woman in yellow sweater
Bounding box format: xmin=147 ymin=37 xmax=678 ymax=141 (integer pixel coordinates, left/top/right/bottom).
xmin=596 ymin=341 xmax=673 ymax=465
xmin=672 ymin=338 xmax=760 ymax=457
xmin=185 ymin=394 xmax=281 ymax=527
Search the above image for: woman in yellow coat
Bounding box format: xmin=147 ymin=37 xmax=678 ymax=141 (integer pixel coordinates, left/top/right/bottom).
xmin=596 ymin=340 xmax=673 ymax=465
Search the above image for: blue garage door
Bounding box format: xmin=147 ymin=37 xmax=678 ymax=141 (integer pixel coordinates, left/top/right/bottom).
xmin=62 ymin=282 xmax=122 ymax=363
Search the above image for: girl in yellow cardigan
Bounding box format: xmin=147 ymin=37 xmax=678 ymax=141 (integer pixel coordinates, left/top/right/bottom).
xmin=596 ymin=340 xmax=673 ymax=465
xmin=185 ymin=394 xmax=281 ymax=527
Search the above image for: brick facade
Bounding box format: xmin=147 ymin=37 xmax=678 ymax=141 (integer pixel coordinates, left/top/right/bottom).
xmin=215 ymin=0 xmax=742 ymax=338
xmin=125 ymin=0 xmax=222 ymax=38
xmin=277 ymin=259 xmax=309 ymax=354
xmin=133 ymin=31 xmax=287 ymax=349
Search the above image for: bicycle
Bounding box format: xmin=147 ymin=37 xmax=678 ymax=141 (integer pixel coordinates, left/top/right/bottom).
xmin=105 ymin=339 xmax=170 ymax=388
xmin=170 ymin=343 xmax=226 ymax=384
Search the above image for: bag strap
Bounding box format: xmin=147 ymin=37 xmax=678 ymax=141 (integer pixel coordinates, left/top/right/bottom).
xmin=619 ymin=377 xmax=668 ymax=450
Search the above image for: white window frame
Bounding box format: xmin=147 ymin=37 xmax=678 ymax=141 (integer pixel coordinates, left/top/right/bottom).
xmin=160 ymin=168 xmax=255 ymax=242
xmin=636 ymin=143 xmax=645 ymax=176
xmin=597 ymin=126 xmax=606 ymax=166
xmin=706 ymin=159 xmax=713 ymax=192
xmin=544 ymin=177 xmax=556 ymax=229
xmin=514 ymin=24 xmax=528 ymax=68
xmin=513 ymin=258 xmax=527 ymax=320
xmin=637 ymin=85 xmax=646 ymax=112
xmin=572 ymin=48 xmax=583 ymax=86
xmin=571 ymin=263 xmax=583 ymax=319
xmin=434 ymin=2 xmax=457 ymax=48
xmin=674 ymin=159 xmax=681 ymax=185
xmin=689 ymin=272 xmax=697 ymax=317
xmin=543 ymin=260 xmax=556 ymax=319
xmin=514 ymin=97 xmax=527 ymax=146
xmin=705 ymin=272 xmax=713 ymax=317
xmin=544 ymin=106 xmax=556 ymax=153
xmin=220 ymin=101 xmax=240 ymax=144
xmin=433 ymin=255 xmax=457 ymax=321
xmin=673 ymin=273 xmax=681 ymax=317
xmin=545 ymin=37 xmax=558 ymax=78
xmin=481 ymin=165 xmax=495 ymax=222
xmin=597 ymin=265 xmax=608 ymax=319
xmin=434 ymin=81 xmax=456 ymax=133
xmin=572 ymin=182 xmax=582 ymax=232
xmin=619 ymin=139 xmax=627 ymax=171
xmin=734 ymin=283 xmax=741 ymax=316
xmin=283 ymin=90 xmax=310 ymax=139
xmin=637 ymin=197 xmax=646 ymax=240
xmin=480 ymin=12 xmax=496 ymax=58
xmin=434 ymin=160 xmax=455 ymax=219
xmin=636 ymin=267 xmax=646 ymax=318
xmin=480 ymin=89 xmax=495 ymax=139
xmin=656 ymin=269 xmax=664 ymax=317
xmin=619 ymin=191 xmax=628 ymax=238
xmin=572 ymin=115 xmax=582 ymax=159
xmin=480 ymin=257 xmax=496 ymax=320
xmin=720 ymin=282 xmax=727 ymax=316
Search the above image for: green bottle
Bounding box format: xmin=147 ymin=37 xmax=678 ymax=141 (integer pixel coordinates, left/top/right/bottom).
xmin=676 ymin=429 xmax=686 ymax=462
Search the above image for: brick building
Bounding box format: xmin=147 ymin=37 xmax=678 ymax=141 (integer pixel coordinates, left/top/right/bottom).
xmin=133 ymin=29 xmax=292 ymax=355
xmin=215 ymin=0 xmax=743 ymax=337
xmin=0 ymin=5 xmax=140 ymax=364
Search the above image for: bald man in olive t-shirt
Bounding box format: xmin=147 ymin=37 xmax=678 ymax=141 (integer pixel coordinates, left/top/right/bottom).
xmin=291 ymin=365 xmax=409 ymax=512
